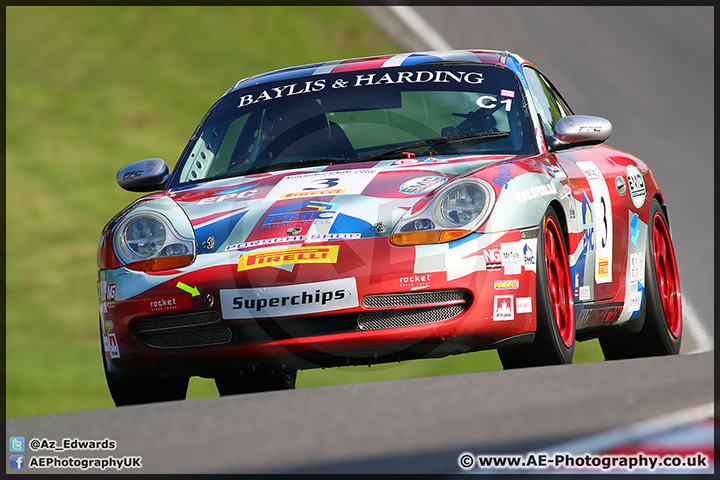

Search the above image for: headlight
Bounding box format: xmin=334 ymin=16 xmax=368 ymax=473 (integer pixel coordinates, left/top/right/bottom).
xmin=391 ymin=178 xmax=495 ymax=245
xmin=114 ymin=212 xmax=195 ymax=271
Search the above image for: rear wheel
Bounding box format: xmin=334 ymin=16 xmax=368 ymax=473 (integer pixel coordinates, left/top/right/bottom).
xmin=498 ymin=206 xmax=575 ymax=368
xmin=214 ymin=368 xmax=297 ymax=396
xmin=600 ymin=199 xmax=681 ymax=359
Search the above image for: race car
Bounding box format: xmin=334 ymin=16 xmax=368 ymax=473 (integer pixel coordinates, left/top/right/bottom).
xmin=98 ymin=49 xmax=682 ymax=405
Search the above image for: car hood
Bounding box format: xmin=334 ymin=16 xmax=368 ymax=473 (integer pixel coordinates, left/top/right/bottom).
xmin=166 ymin=154 xmax=515 ymax=255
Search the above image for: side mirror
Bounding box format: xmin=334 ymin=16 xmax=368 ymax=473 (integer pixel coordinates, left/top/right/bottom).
xmin=116 ymin=158 xmax=170 ymax=192
xmin=547 ymin=115 xmax=613 ymax=152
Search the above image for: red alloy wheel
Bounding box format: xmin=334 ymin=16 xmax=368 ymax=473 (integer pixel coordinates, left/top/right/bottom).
xmin=652 ymin=211 xmax=682 ymax=338
xmin=544 ymin=215 xmax=575 ymax=348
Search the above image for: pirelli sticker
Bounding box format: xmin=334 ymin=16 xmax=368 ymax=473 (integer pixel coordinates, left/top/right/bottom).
xmin=238 ymin=245 xmax=339 ymax=271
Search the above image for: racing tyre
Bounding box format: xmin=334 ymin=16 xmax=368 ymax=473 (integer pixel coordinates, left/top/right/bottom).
xmin=498 ymin=206 xmax=575 ymax=368
xmin=100 ymin=328 xmax=189 ymax=406
xmin=600 ymin=199 xmax=681 ymax=359
xmin=215 ymin=368 xmax=297 ymax=396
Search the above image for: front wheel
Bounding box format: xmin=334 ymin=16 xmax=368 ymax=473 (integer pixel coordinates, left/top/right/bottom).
xmin=100 ymin=327 xmax=189 ymax=406
xmin=498 ymin=206 xmax=575 ymax=368
xmin=600 ymin=199 xmax=682 ymax=359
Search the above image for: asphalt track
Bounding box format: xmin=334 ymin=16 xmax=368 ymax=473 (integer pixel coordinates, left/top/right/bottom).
xmin=6 ymin=352 xmax=714 ymax=474
xmin=6 ymin=6 xmax=714 ymax=475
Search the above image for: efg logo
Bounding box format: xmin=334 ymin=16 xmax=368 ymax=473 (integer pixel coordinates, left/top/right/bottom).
xmin=263 ymin=200 xmax=337 ymax=227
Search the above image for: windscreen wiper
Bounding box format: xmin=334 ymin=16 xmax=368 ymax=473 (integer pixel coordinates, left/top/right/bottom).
xmin=355 ymin=131 xmax=509 ymax=163
xmin=239 ymin=157 xmax=349 ymax=176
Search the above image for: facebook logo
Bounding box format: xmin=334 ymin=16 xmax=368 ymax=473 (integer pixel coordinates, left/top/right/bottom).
xmin=9 ymin=437 xmax=24 ymax=452
xmin=9 ymin=455 xmax=25 ymax=470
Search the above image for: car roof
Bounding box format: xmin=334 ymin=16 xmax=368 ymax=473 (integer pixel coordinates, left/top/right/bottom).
xmin=225 ymin=49 xmax=532 ymax=95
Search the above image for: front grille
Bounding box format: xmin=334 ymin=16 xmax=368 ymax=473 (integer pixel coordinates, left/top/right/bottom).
xmin=362 ymin=290 xmax=471 ymax=309
xmin=358 ymin=304 xmax=465 ymax=331
xmin=133 ymin=311 xmax=220 ymax=333
xmin=137 ymin=326 xmax=232 ymax=349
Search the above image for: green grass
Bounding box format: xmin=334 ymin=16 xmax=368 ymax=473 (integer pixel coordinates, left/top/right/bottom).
xmin=6 ymin=6 xmax=604 ymax=417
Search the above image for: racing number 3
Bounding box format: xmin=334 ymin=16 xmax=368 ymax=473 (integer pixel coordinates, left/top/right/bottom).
xmin=577 ymin=161 xmax=613 ymax=284
xmin=303 ymin=178 xmax=340 ymax=191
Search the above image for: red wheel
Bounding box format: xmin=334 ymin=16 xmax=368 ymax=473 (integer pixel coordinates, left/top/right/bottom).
xmin=499 ymin=206 xmax=575 ymax=369
xmin=652 ymin=211 xmax=682 ymax=338
xmin=544 ymin=215 xmax=575 ymax=348
xmin=600 ymin=199 xmax=681 ymax=359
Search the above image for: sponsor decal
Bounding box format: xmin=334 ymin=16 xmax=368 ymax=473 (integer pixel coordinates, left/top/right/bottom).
xmin=108 ymin=333 xmax=120 ymax=359
xmin=197 ymin=189 xmax=258 ymax=205
xmin=569 ymin=204 xmax=576 ymax=219
xmin=99 ymin=280 xmax=107 ymax=302
xmin=400 ymin=273 xmax=433 ymax=288
xmin=220 ymin=277 xmax=359 ymax=319
xmin=500 ymin=89 xmax=515 ymax=98
xmin=629 ymin=251 xmax=644 ymax=284
xmin=225 ymin=233 xmax=360 ymax=252
xmin=514 ymin=183 xmax=557 ymax=203
xmin=103 ymin=335 xmax=110 ymax=353
xmin=576 ymin=304 xmax=622 ymax=329
xmin=522 ymin=243 xmax=535 ymax=269
xmin=598 ymin=257 xmax=610 ymax=278
xmin=564 ymin=185 xmax=572 ymax=198
xmin=516 ymin=297 xmax=532 ymax=313
xmin=627 ymin=165 xmax=646 ymax=208
xmin=500 ymin=242 xmax=522 ymax=275
xmin=100 ymin=302 xmax=108 ymax=314
xmin=400 ymin=176 xmax=447 ymax=194
xmin=263 ymin=200 xmax=338 ymax=228
xmin=581 ymin=192 xmax=595 ymax=253
xmin=577 ymin=161 xmax=613 ymax=284
xmin=139 ymin=295 xmax=192 ymax=314
xmin=494 ymin=279 xmax=519 ymax=290
xmin=104 ymin=319 xmax=114 ymax=330
xmin=575 ymin=271 xmax=580 ymax=293
xmin=630 ymin=213 xmax=640 ymax=245
xmin=482 ymin=247 xmax=501 ymax=266
xmin=492 ymin=158 xmax=514 ymax=189
xmin=390 ymin=157 xmax=447 ymax=166
xmin=264 ymin=169 xmax=380 ymax=202
xmin=236 ymin=70 xmax=485 ymax=109
xmin=237 ymin=245 xmax=339 ymax=271
xmin=629 ymin=290 xmax=643 ymax=312
xmin=541 ymin=164 xmax=567 ymax=181
xmin=579 ymin=286 xmax=591 ymax=301
xmin=282 ymin=188 xmax=345 ymax=198
xmin=493 ymin=295 xmax=514 ymax=321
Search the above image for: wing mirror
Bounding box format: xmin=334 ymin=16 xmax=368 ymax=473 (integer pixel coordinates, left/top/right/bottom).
xmin=547 ymin=115 xmax=613 ymax=152
xmin=116 ymin=158 xmax=170 ymax=192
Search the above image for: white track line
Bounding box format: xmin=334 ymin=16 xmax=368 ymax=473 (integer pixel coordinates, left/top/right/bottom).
xmin=386 ymin=5 xmax=712 ymax=355
xmin=388 ymin=5 xmax=453 ymax=51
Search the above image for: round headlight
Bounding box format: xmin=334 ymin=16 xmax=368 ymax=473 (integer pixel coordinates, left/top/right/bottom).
xmin=121 ymin=215 xmax=167 ymax=258
xmin=438 ymin=181 xmax=491 ymax=227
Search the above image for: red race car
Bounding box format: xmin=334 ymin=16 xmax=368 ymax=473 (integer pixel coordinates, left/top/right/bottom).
xmin=98 ymin=50 xmax=682 ymax=405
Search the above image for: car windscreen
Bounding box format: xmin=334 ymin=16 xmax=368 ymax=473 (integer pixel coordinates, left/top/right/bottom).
xmin=170 ymin=64 xmax=535 ymax=187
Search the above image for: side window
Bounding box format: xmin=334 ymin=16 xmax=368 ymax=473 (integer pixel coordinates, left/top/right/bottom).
xmin=523 ymin=67 xmax=573 ymax=136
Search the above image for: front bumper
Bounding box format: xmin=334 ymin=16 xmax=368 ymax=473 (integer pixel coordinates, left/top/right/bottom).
xmin=99 ymin=229 xmax=540 ymax=377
